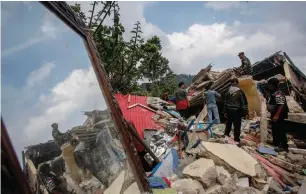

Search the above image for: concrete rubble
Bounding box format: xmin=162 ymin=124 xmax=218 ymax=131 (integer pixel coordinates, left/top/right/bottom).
xmin=23 ymin=51 xmax=306 ymax=194
xmin=171 ymin=178 xmax=205 ymax=194
xmin=182 ymin=158 xmax=217 ymax=188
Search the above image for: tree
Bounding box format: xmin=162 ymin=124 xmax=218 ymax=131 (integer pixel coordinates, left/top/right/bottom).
xmin=70 ymin=2 xmax=175 ymax=96
xmin=139 ymin=36 xmax=169 ymax=83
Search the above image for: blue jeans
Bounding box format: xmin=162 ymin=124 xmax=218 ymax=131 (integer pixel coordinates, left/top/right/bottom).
xmin=207 ymin=105 xmax=220 ymax=124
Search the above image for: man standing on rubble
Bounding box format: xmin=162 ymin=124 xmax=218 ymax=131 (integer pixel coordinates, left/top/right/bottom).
xmin=203 ymin=84 xmax=221 ymax=124
xmin=238 ymin=52 xmax=252 ymax=76
xmin=175 ymin=82 xmax=190 ymax=119
xmin=224 ymin=78 xmax=248 ymax=143
xmin=267 ymin=77 xmax=289 ymax=152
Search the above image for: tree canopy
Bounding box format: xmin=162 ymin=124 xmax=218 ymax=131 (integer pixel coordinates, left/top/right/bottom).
xmin=70 ymin=1 xmax=177 ymax=97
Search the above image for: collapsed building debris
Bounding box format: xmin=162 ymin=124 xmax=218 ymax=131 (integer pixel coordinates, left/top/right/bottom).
xmin=23 ymin=51 xmax=306 ymax=194
xmin=23 ymin=110 xmax=125 ymax=194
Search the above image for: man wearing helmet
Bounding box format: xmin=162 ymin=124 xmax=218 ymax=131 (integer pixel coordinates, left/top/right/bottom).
xmin=267 ymin=77 xmax=289 ymax=152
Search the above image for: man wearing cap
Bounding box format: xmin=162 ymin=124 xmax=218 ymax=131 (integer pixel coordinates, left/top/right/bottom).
xmin=224 ymin=78 xmax=248 ymax=143
xmin=267 ymin=77 xmax=289 ymax=152
xmin=238 ymin=52 xmax=252 ymax=76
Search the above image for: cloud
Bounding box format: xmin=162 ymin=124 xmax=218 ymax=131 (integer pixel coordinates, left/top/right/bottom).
xmin=204 ymin=2 xmax=241 ymax=11
xmin=23 ymin=66 xmax=107 ymax=143
xmin=2 ymin=11 xmax=62 ymax=57
xmin=26 ymin=62 xmax=55 ymax=87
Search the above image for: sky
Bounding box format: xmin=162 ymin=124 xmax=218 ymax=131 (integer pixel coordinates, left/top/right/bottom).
xmin=1 ymin=1 xmax=306 ymax=162
xmin=1 ymin=2 xmax=107 ymax=163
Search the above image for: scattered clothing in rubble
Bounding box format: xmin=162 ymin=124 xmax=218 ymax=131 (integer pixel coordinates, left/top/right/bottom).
xmin=224 ymin=79 xmax=248 ymax=142
xmin=204 ymin=89 xmax=221 ymax=124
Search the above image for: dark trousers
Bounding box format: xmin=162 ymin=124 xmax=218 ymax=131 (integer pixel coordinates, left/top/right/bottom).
xmin=178 ymin=109 xmax=189 ymax=119
xmin=271 ymin=119 xmax=288 ymax=149
xmin=224 ymin=110 xmax=242 ymax=142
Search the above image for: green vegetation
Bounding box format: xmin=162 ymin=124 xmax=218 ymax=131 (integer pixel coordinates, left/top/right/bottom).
xmin=71 ymin=2 xmax=193 ymax=97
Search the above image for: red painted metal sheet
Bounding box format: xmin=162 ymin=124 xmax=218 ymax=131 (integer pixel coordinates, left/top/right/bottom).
xmin=115 ymin=93 xmax=162 ymax=139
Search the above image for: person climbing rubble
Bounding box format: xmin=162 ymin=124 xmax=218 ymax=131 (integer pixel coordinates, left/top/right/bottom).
xmin=203 ymin=84 xmax=221 ymax=124
xmin=238 ymin=52 xmax=252 ymax=76
xmin=175 ymin=82 xmax=190 ymax=119
xmin=267 ymin=77 xmax=289 ymax=152
xmin=224 ymin=78 xmax=248 ymax=143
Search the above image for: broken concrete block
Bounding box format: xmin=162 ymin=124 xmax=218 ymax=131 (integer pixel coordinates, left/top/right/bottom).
xmin=250 ymin=177 xmax=267 ymax=190
xmin=183 ymin=158 xmax=217 ymax=188
xmin=221 ymin=179 xmax=238 ymax=193
xmin=104 ymin=171 xmax=125 ymax=194
xmin=216 ymin=166 xmax=231 ymax=185
xmin=205 ymin=185 xmax=222 ymax=194
xmin=286 ymin=96 xmax=304 ymax=113
xmin=287 ymin=152 xmax=306 ymax=167
xmin=287 ymin=152 xmax=306 ymax=162
xmin=171 ymin=178 xmax=205 ymax=194
xmin=199 ymin=142 xmax=259 ymax=177
xmin=289 ymin=148 xmax=306 ymax=156
xmin=236 ymin=177 xmax=249 ymax=188
xmin=123 ymin=182 xmax=140 ymax=194
xmin=288 ymin=113 xmax=306 ymax=124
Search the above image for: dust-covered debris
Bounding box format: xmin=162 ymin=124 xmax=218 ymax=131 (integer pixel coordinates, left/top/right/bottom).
xmin=171 ymin=178 xmax=205 ymax=194
xmin=182 ymin=158 xmax=217 ymax=188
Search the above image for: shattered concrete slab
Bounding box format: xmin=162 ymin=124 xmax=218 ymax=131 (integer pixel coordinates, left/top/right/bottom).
xmin=104 ymin=171 xmax=125 ymax=194
xmin=215 ymin=166 xmax=231 ymax=185
xmin=288 ymin=113 xmax=306 ymax=124
xmin=221 ymin=179 xmax=238 ymax=193
xmin=171 ymin=178 xmax=205 ymax=194
xmin=199 ymin=142 xmax=259 ymax=177
xmin=183 ymin=158 xmax=217 ymax=188
xmin=286 ymin=96 xmax=304 ymax=113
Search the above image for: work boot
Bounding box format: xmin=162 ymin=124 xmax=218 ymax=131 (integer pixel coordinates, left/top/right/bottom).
xmin=274 ymin=147 xmax=289 ymax=153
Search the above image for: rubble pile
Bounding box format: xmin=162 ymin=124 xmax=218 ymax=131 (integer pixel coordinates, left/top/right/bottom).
xmin=24 ymin=110 xmax=127 ymax=194
xmin=23 ymin=52 xmax=306 ymax=194
xmin=187 ymin=65 xmax=236 ymax=107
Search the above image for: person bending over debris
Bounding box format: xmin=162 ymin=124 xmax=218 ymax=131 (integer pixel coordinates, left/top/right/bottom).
xmin=175 ymin=82 xmax=190 ymax=119
xmin=238 ymin=52 xmax=252 ymax=76
xmin=224 ymin=78 xmax=248 ymax=143
xmin=203 ymin=84 xmax=221 ymax=124
xmin=267 ymin=77 xmax=289 ymax=152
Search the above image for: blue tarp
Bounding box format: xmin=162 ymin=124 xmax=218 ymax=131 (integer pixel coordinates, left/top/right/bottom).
xmin=151 ymin=148 xmax=179 ymax=178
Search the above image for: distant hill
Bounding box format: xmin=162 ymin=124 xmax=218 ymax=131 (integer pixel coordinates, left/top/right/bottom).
xmin=176 ymin=74 xmax=195 ymax=87
xmin=139 ymin=74 xmax=195 ymax=92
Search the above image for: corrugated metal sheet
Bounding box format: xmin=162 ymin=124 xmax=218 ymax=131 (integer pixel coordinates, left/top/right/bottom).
xmin=115 ymin=93 xmax=162 ymax=138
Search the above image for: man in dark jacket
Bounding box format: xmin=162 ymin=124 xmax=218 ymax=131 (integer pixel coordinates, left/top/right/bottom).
xmin=267 ymin=77 xmax=289 ymax=152
xmin=224 ymin=78 xmax=248 ymax=143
